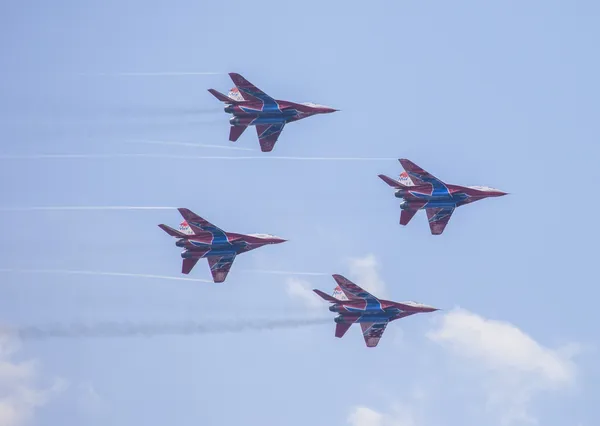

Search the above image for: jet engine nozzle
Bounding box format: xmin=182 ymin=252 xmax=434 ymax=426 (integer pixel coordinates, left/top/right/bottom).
xmin=329 ymin=305 xmax=340 ymax=312
xmin=181 ymin=250 xmax=197 ymax=259
xmin=224 ymin=105 xmax=234 ymax=114
xmin=175 ymin=239 xmax=186 ymax=247
xmin=399 ymin=200 xmax=411 ymax=210
xmin=230 ymin=116 xmax=253 ymax=126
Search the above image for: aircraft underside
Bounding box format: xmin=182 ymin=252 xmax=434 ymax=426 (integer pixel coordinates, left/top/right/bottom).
xmin=335 ymin=314 xmax=393 ymax=324
xmin=400 ymin=199 xmax=458 ymax=209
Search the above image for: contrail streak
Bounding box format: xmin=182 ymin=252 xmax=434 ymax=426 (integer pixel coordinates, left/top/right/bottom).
xmin=75 ymin=72 xmax=222 ymax=76
xmin=0 ymin=153 xmax=395 ymax=161
xmin=0 ymin=268 xmax=212 ymax=283
xmin=0 ymin=206 xmax=175 ymax=211
xmin=243 ymin=269 xmax=330 ymax=276
xmin=9 ymin=318 xmax=330 ymax=340
xmin=124 ymin=139 xmax=255 ymax=151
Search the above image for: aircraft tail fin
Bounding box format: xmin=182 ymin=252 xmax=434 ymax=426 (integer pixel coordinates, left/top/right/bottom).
xmin=228 ymin=87 xmax=245 ymax=102
xmin=208 ymin=89 xmax=240 ymax=104
xmin=313 ymin=289 xmax=339 ymax=303
xmin=398 ymin=171 xmax=415 ymax=186
xmin=378 ymin=174 xmax=409 ymax=189
xmin=158 ymin=224 xmax=187 ymax=238
xmin=332 ymin=285 xmax=349 ymax=301
xmin=178 ymin=220 xmax=195 ymax=235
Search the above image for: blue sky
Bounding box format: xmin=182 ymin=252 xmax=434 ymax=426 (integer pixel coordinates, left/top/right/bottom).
xmin=0 ymin=1 xmax=598 ymax=425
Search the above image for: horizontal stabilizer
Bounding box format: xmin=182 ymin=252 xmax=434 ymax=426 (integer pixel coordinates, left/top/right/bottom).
xmin=400 ymin=209 xmax=418 ymax=226
xmin=182 ymin=258 xmax=199 ymax=275
xmin=313 ymin=289 xmax=339 ymax=303
xmin=158 ymin=224 xmax=187 ymax=238
xmin=378 ymin=174 xmax=407 ymax=189
xmin=208 ymin=89 xmax=240 ymax=104
xmin=335 ymin=322 xmax=352 ymax=338
xmin=229 ymin=125 xmax=247 ymax=142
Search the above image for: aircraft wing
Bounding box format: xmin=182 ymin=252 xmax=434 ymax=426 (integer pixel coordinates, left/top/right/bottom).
xmin=256 ymin=122 xmax=285 ymax=152
xmin=332 ymin=274 xmax=379 ymax=301
xmin=177 ymin=208 xmax=229 ymax=244
xmin=426 ymin=207 xmax=455 ymax=235
xmin=360 ymin=322 xmax=388 ymax=347
xmin=229 ymin=73 xmax=276 ymax=104
xmin=399 ymin=159 xmax=449 ymax=196
xmin=206 ymin=253 xmax=236 ymax=283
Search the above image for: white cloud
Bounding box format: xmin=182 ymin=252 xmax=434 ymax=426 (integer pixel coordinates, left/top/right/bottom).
xmin=0 ymin=331 xmax=66 ymax=426
xmin=348 ymin=404 xmax=416 ymax=426
xmin=346 ymin=309 xmax=580 ymax=426
xmin=286 ymin=254 xmax=388 ymax=310
xmin=285 ymin=277 xmax=322 ymax=310
xmin=348 ymin=406 xmax=384 ymax=426
xmin=347 ymin=254 xmax=386 ymax=296
xmin=427 ymin=308 xmax=578 ymax=425
xmin=75 ymin=382 xmax=107 ymax=416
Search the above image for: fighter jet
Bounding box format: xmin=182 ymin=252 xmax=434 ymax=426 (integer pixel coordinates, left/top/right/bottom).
xmin=314 ymin=274 xmax=438 ymax=348
xmin=208 ymin=72 xmax=338 ymax=152
xmin=158 ymin=208 xmax=286 ymax=282
xmin=378 ymin=159 xmax=507 ymax=235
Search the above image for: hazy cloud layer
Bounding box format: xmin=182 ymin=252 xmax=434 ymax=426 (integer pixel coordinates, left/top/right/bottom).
xmin=349 ymin=308 xmax=579 ymax=426
xmin=0 ymin=333 xmax=65 ymax=426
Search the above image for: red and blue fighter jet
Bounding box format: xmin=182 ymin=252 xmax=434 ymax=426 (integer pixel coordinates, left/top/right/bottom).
xmin=159 ymin=208 xmax=286 ymax=282
xmin=314 ymin=274 xmax=438 ymax=348
xmin=208 ymin=72 xmax=338 ymax=152
xmin=379 ymin=159 xmax=507 ymax=235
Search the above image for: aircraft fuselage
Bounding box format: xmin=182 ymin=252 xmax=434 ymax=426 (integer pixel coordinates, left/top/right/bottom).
xmin=176 ymin=232 xmax=281 ymax=259
xmin=225 ymin=100 xmax=333 ymax=127
xmin=335 ymin=314 xmax=397 ymax=324
xmin=395 ymin=184 xmax=501 ymax=210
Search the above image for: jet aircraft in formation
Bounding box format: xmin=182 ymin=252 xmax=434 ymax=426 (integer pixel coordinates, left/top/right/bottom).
xmin=379 ymin=158 xmax=507 ymax=235
xmin=159 ymin=208 xmax=286 ymax=282
xmin=150 ymin=75 xmax=509 ymax=348
xmin=314 ymin=274 xmax=438 ymax=347
xmin=208 ymin=72 xmax=338 ymax=152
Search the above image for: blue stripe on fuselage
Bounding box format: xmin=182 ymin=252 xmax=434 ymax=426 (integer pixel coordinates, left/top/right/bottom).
xmin=239 ymin=88 xmax=280 ymax=111
xmin=346 ymin=298 xmax=383 ymax=314
xmin=409 ymin=191 xmax=469 ymax=208
xmin=408 ymin=172 xmax=449 ymax=197
xmin=189 ymin=240 xmax=248 ymax=253
xmin=238 ymin=107 xmax=297 ymax=118
xmin=188 ymin=222 xmax=228 ymax=245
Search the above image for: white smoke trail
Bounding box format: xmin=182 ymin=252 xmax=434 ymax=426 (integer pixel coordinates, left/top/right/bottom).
xmin=0 ymin=206 xmax=175 ymax=212
xmin=0 ymin=268 xmax=211 ymax=283
xmin=124 ymin=139 xmax=255 ymax=151
xmin=9 ymin=317 xmax=330 ymax=340
xmin=75 ymin=72 xmax=222 ymax=76
xmin=243 ymin=269 xmax=330 ymax=276
xmin=0 ymin=153 xmax=395 ymax=161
